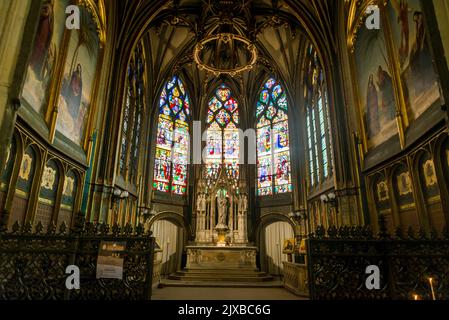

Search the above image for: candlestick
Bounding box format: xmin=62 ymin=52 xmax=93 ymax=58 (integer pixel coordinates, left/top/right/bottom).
xmin=428 ymin=277 xmax=436 ymax=301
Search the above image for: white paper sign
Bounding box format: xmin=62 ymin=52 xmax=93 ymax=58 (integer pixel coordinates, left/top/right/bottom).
xmin=96 ymin=241 xmax=126 ymax=280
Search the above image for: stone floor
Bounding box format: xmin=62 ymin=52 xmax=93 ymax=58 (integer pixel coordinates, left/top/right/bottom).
xmin=152 ymin=286 xmax=307 ymax=300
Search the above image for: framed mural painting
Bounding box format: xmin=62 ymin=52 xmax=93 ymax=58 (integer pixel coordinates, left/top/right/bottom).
xmin=386 ymin=0 xmax=441 ymax=121
xmin=353 ymin=13 xmax=399 ymax=150
xmin=21 ymin=0 xmax=70 ymax=117
xmin=56 ymin=4 xmax=101 ymax=147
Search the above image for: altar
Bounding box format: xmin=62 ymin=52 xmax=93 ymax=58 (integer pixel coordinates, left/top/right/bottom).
xmin=187 ymin=164 xmax=255 ymax=270
xmin=186 ymin=245 xmax=258 ymax=270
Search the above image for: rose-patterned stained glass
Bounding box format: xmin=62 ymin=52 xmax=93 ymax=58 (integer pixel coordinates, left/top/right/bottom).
xmin=209 ymin=96 xmax=222 ymax=112
xmin=153 ymin=76 xmax=190 ymax=195
xmin=256 ymin=78 xmax=292 ymax=195
xmin=216 ymin=109 xmax=231 ymax=127
xmin=206 ymin=84 xmax=240 ymax=178
xmin=224 ymin=98 xmax=238 ymax=113
xmin=265 ymin=78 xmax=276 ymax=89
xmin=216 ymin=87 xmax=231 ymax=101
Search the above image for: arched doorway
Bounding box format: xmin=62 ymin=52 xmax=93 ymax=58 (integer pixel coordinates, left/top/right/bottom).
xmin=150 ymin=218 xmax=185 ymax=277
xmin=262 ymin=221 xmax=295 ymax=277
xmin=255 ymin=213 xmax=295 ymax=277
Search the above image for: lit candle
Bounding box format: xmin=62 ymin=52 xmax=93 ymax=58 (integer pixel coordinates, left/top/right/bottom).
xmin=428 ymin=277 xmax=436 ymax=301
xmin=413 ymin=294 xmax=419 ymax=301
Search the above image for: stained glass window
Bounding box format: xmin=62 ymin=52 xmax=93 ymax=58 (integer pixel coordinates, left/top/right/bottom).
xmin=205 ymin=84 xmax=240 ymax=178
xmin=120 ymin=42 xmax=145 ymax=183
xmin=153 ymin=76 xmax=190 ymax=195
xmin=256 ymin=78 xmax=292 ymax=196
xmin=304 ymin=44 xmax=333 ymax=187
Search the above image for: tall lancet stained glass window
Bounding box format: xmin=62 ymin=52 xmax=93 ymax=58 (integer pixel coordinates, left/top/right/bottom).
xmin=304 ymin=44 xmax=332 ymax=187
xmin=153 ymin=76 xmax=190 ymax=195
xmin=205 ymin=84 xmax=240 ymax=178
xmin=256 ymin=78 xmax=292 ymax=196
xmin=120 ymin=42 xmax=145 ymax=183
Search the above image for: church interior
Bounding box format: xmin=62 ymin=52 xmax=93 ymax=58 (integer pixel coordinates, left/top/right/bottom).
xmin=1 ymin=0 xmax=449 ymax=301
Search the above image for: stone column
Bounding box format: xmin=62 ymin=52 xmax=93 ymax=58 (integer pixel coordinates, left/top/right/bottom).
xmin=229 ymin=196 xmax=233 ymax=233
xmin=237 ymin=211 xmax=248 ymax=244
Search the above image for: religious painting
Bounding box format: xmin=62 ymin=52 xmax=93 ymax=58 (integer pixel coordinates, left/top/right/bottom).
xmin=16 ymin=147 xmax=37 ymax=196
xmin=39 ymin=160 xmax=60 ymax=204
xmin=393 ymin=165 xmax=416 ymax=213
xmin=61 ymin=170 xmax=77 ymax=211
xmin=397 ymin=171 xmax=412 ymax=196
xmin=22 ymin=0 xmax=69 ymax=115
xmin=372 ymin=174 xmax=391 ymax=214
xmin=153 ymin=76 xmax=190 ymax=195
xmin=19 ymin=153 xmax=33 ymax=182
xmin=422 ymin=159 xmax=437 ymax=187
xmin=354 ymin=18 xmax=398 ymax=148
xmin=418 ymin=154 xmax=440 ymax=203
xmin=387 ymin=0 xmax=441 ymax=120
xmin=282 ymin=238 xmax=295 ymax=254
xmin=56 ymin=5 xmax=101 ymax=146
xmin=377 ymin=181 xmax=389 ymax=202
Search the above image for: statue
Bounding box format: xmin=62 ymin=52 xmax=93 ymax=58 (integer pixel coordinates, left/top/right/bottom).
xmin=197 ymin=193 xmax=206 ymax=212
xmin=217 ymin=191 xmax=228 ymax=226
xmin=242 ymin=194 xmax=248 ymax=213
xmin=238 ymin=194 xmax=248 ymax=214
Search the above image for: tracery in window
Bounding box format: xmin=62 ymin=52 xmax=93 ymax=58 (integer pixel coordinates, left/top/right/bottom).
xmin=153 ymin=76 xmax=190 ymax=195
xmin=205 ymin=84 xmax=240 ymax=179
xmin=304 ymin=45 xmax=333 ymax=187
xmin=256 ymin=78 xmax=292 ymax=196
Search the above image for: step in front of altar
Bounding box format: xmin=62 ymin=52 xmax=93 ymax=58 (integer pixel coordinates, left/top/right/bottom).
xmin=167 ymin=268 xmax=275 ymax=284
xmin=164 ymin=245 xmax=276 ymax=285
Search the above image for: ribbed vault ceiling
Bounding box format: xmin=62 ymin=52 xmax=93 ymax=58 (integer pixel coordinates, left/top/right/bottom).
xmin=112 ymin=0 xmax=339 ymax=123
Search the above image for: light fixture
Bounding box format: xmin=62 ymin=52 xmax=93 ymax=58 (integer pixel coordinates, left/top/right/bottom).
xmin=288 ymin=211 xmax=303 ymax=224
xmin=113 ymin=187 xmax=122 ymax=197
xmin=320 ymin=194 xmax=328 ymax=203
xmin=321 ymin=192 xmax=338 ymax=210
xmin=193 ymin=33 xmax=258 ymax=77
xmin=111 ymin=187 xmax=130 ymax=209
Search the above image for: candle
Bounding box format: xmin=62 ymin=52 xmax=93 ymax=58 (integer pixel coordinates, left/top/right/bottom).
xmin=428 ymin=277 xmax=436 ymax=301
xmin=413 ymin=294 xmax=419 ymax=301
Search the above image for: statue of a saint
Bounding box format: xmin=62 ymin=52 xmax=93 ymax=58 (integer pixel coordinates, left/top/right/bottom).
xmin=197 ymin=193 xmax=206 ymax=212
xmin=197 ymin=194 xmax=203 ymax=212
xmin=200 ymin=194 xmax=206 ymax=212
xmin=217 ymin=191 xmax=227 ymax=226
xmin=242 ymin=194 xmax=248 ymax=213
